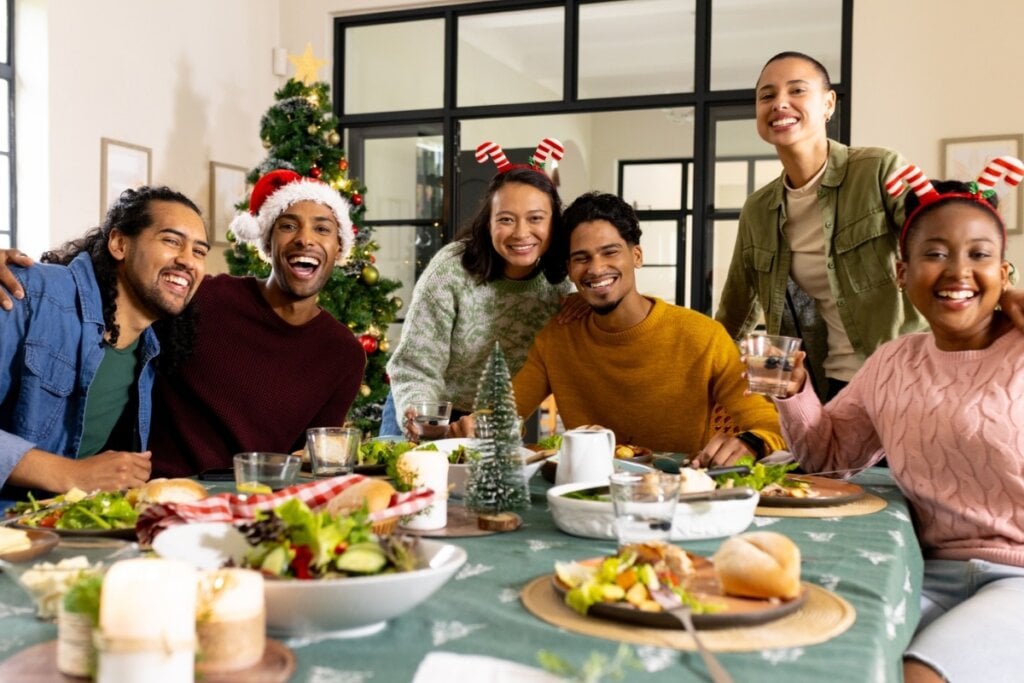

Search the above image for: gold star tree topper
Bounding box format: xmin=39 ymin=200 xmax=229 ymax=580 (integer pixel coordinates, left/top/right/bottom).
xmin=288 ymin=42 xmax=327 ymax=85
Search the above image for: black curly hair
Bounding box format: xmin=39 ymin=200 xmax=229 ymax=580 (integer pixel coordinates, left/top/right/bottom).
xmin=562 ymin=192 xmax=643 ymax=252
xmin=40 ymin=186 xmax=203 ymax=372
xmin=901 ymin=179 xmax=1005 ymax=259
xmin=456 ymin=166 xmax=566 ymax=285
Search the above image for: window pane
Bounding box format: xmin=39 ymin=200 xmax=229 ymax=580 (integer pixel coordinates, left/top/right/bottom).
xmin=0 ymin=156 xmax=10 ymax=240
xmin=361 ymin=135 xmax=444 ymax=221
xmin=637 ymin=265 xmax=676 ymax=305
xmin=578 ymin=0 xmax=694 ymax=98
xmin=710 ymin=0 xmax=843 ymax=91
xmin=344 ymin=19 xmax=444 ymax=114
xmin=713 ymin=160 xmax=748 ymax=211
xmin=457 ymin=8 xmax=563 ymax=106
xmin=754 ymin=159 xmax=783 ymax=191
xmin=710 ymin=218 xmax=740 ymax=314
xmin=623 ymin=162 xmax=683 ymax=211
xmin=0 ymin=0 xmax=7 ymax=64
xmin=0 ymin=79 xmax=8 ymax=153
xmin=639 ymin=220 xmax=678 ymax=265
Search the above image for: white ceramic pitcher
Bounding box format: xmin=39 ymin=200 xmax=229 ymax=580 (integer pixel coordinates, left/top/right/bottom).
xmin=555 ymin=427 xmax=616 ymax=486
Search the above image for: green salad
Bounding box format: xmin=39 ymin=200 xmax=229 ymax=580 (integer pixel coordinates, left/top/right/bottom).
xmin=713 ymin=455 xmax=800 ymax=491
xmin=236 ymin=498 xmax=418 ymax=580
xmin=9 ymin=490 xmax=138 ymax=531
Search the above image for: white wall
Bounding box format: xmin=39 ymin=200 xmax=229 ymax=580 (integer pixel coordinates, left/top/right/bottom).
xmin=20 ymin=0 xmax=283 ymax=273
xmin=852 ymin=0 xmax=1024 ymax=266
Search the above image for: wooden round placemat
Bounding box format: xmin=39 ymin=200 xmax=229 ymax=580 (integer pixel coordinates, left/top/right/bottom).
xmin=756 ymin=492 xmax=887 ymax=518
xmin=520 ymin=576 xmax=855 ymax=652
xmin=399 ymin=505 xmax=521 ymax=538
xmin=0 ymin=638 xmax=294 ymax=682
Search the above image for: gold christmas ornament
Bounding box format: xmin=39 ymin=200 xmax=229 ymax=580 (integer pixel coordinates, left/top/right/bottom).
xmin=307 ymin=124 xmax=318 ymax=135
xmin=392 ymin=297 xmax=404 ymax=310
xmin=288 ymin=42 xmax=327 ymax=85
xmin=359 ymin=384 xmax=372 ymax=397
xmin=262 ymin=138 xmax=272 ymax=149
xmin=378 ymin=338 xmax=390 ymax=353
xmin=328 ymin=130 xmax=341 ymax=145
xmin=360 ymin=265 xmax=380 ymax=286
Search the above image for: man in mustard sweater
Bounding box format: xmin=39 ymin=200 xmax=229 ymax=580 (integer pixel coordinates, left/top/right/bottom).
xmin=513 ymin=192 xmax=786 ymax=466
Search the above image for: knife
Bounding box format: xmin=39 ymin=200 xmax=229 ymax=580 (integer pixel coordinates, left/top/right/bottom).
xmin=652 ymin=457 xmax=750 ymax=479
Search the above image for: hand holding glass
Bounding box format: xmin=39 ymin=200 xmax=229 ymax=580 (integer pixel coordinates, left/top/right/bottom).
xmin=408 ymin=401 xmax=452 ymax=442
xmin=306 ymin=427 xmax=362 ymax=477
xmin=743 ymin=334 xmax=801 ymax=398
xmin=609 ymin=472 xmax=681 ymax=546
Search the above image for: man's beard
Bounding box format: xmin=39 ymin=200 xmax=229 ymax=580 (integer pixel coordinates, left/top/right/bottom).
xmin=590 ymin=296 xmax=624 ymax=316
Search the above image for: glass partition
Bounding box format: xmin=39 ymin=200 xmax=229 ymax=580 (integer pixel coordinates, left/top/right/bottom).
xmin=344 ymin=19 xmax=444 ymax=113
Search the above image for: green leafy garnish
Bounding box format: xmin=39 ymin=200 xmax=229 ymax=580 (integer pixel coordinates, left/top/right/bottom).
xmin=63 ymin=574 xmax=104 ymax=627
xmin=537 ymin=434 xmax=563 ymax=450
xmin=713 ymin=455 xmax=799 ymax=491
xmin=538 ymin=644 xmax=642 ymax=682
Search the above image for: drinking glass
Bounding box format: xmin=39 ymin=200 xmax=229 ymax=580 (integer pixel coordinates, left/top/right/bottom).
xmin=609 ymin=472 xmax=680 ymax=546
xmin=306 ymin=427 xmax=362 ymax=477
xmin=233 ymin=452 xmax=300 ymax=493
xmin=408 ymin=400 xmax=452 ymax=442
xmin=743 ymin=333 xmax=801 ymax=398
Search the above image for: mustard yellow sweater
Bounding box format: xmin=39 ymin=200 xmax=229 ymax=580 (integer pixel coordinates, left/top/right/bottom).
xmin=513 ymin=298 xmax=786 ymax=454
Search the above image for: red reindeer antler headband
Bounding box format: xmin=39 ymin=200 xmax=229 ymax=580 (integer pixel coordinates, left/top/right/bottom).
xmin=885 ymin=156 xmax=1024 ymax=258
xmin=475 ymin=138 xmax=565 ymax=174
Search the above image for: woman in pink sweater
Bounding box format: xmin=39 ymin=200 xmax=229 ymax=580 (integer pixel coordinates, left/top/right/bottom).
xmin=775 ymin=160 xmax=1024 ymax=683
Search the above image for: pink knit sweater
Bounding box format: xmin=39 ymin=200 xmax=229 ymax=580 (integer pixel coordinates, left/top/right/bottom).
xmin=777 ymin=329 xmax=1024 ymax=567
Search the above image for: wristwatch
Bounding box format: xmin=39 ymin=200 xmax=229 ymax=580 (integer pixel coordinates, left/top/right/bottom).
xmin=735 ymin=431 xmax=765 ymax=459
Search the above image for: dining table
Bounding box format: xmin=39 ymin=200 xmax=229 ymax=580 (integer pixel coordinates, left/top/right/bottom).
xmin=0 ymin=467 xmax=922 ymax=682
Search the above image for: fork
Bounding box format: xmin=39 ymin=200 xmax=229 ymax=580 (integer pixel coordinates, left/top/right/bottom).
xmin=672 ymin=605 xmax=734 ymax=683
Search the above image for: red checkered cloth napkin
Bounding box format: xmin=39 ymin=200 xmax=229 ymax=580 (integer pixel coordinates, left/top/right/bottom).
xmin=136 ymin=474 xmax=435 ymax=545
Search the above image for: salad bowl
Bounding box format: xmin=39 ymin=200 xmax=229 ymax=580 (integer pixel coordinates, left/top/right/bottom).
xmin=152 ymin=522 xmax=467 ymax=637
xmin=546 ymin=481 xmax=759 ymax=542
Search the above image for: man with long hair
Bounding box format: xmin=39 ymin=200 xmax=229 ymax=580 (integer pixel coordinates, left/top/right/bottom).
xmin=0 ymin=186 xmax=208 ymax=501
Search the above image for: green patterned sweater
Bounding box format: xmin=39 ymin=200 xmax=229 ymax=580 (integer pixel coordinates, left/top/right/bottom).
xmin=387 ymin=242 xmax=572 ymax=416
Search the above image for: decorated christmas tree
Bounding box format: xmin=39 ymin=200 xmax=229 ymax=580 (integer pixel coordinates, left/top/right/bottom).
xmin=225 ymin=47 xmax=402 ymax=433
xmin=464 ymin=343 xmax=530 ymax=525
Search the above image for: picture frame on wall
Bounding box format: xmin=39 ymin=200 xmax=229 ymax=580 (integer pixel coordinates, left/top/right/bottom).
xmin=100 ymin=138 xmax=152 ymax=220
xmin=209 ymin=161 xmax=249 ymax=245
xmin=941 ymin=134 xmax=1024 ymax=235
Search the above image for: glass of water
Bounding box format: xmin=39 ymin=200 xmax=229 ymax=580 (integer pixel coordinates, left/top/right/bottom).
xmin=609 ymin=472 xmax=680 ymax=546
xmin=743 ymin=333 xmax=801 ymax=398
xmin=408 ymin=400 xmax=453 ymax=442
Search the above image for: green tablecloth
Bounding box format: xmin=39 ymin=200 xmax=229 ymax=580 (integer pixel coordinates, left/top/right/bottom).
xmin=0 ymin=469 xmax=922 ymax=681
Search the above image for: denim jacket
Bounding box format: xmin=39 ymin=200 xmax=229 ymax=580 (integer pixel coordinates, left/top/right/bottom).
xmin=715 ymin=141 xmax=926 ymax=373
xmin=0 ymin=253 xmax=160 ymax=487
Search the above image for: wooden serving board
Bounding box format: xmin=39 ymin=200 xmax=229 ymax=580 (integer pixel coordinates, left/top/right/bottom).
xmin=0 ymin=639 xmax=294 ymax=682
xmin=399 ymin=504 xmax=521 ymax=537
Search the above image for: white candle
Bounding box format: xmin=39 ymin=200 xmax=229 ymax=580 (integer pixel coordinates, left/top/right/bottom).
xmin=96 ymin=558 xmax=197 ymax=683
xmin=398 ymin=449 xmax=448 ymax=530
xmin=196 ymin=569 xmax=265 ymax=673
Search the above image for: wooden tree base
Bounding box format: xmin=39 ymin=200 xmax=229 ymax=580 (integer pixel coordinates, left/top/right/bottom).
xmin=476 ymin=512 xmax=522 ymax=532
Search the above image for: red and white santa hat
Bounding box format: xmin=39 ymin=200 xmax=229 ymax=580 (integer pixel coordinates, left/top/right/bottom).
xmin=230 ymin=168 xmax=355 ymax=265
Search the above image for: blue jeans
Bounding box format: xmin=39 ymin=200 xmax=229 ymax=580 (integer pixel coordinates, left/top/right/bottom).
xmin=378 ymin=392 xmax=404 ymax=437
xmin=906 ymin=558 xmax=1024 ymax=679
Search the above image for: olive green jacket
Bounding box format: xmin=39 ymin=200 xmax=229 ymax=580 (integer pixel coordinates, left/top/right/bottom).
xmin=715 ymin=141 xmax=926 ymax=387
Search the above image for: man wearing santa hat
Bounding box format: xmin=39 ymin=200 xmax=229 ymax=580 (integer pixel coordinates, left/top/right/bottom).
xmin=143 ymin=169 xmax=366 ymax=477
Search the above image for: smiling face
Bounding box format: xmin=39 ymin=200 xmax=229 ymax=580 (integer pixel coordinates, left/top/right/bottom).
xmin=897 ymin=202 xmax=1010 ymax=350
xmin=568 ymin=219 xmax=644 ymax=317
xmin=755 ymin=56 xmax=835 ymax=151
xmin=267 ymin=200 xmax=341 ymax=301
xmin=112 ymin=199 xmax=208 ymax=321
xmin=488 ymin=182 xmax=554 ymax=280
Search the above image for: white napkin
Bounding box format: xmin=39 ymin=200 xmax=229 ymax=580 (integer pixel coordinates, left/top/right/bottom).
xmin=412 ymin=652 xmax=563 ymax=683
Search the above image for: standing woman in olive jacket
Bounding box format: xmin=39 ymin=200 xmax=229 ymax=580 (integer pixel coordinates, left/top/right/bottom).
xmin=715 ymin=51 xmax=1024 ymax=400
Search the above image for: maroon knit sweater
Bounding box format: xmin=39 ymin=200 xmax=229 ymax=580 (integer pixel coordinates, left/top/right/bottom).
xmin=148 ymin=275 xmax=366 ymax=478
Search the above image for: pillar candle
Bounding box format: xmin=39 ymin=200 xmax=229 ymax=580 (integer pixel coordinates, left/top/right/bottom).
xmin=398 ymin=449 xmax=448 ymax=530
xmin=96 ymin=558 xmax=197 ymax=683
xmin=195 ymin=568 xmax=265 ymax=673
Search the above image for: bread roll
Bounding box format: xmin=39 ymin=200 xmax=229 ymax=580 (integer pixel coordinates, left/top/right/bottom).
xmin=326 ymin=478 xmax=396 ymax=517
xmin=712 ymin=531 xmax=801 ymax=600
xmin=135 ymin=478 xmax=208 ymax=505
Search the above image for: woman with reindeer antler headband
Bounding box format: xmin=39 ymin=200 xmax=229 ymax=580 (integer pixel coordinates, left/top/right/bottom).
xmin=774 ymin=158 xmax=1024 ymax=683
xmin=713 ymin=51 xmax=1024 ymax=402
xmin=380 ymin=138 xmax=582 ymax=437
